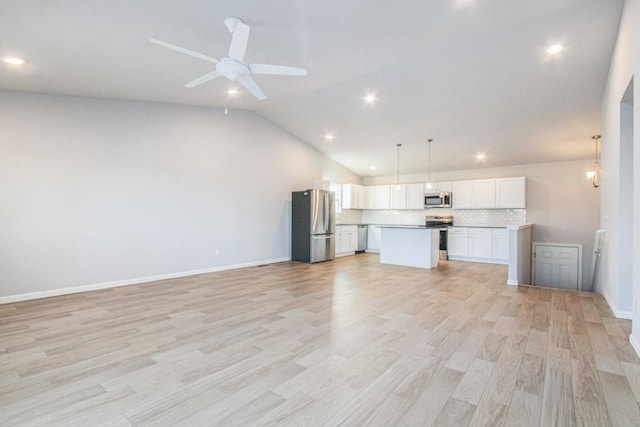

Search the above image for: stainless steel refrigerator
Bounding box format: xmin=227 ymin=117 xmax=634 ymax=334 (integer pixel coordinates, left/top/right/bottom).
xmin=291 ymin=189 xmax=335 ymax=263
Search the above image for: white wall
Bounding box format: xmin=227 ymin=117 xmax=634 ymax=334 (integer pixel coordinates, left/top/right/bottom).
xmin=364 ymin=159 xmax=600 ymax=290
xmin=0 ymin=90 xmax=360 ymax=299
xmin=598 ymin=0 xmax=640 ymax=340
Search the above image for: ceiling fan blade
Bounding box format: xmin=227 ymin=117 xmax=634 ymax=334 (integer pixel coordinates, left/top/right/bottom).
xmin=238 ymin=76 xmax=266 ymax=100
xmin=150 ymin=38 xmax=218 ymax=64
xmin=184 ymin=71 xmax=221 ymax=88
xmin=228 ymin=21 xmax=250 ymax=61
xmin=250 ymin=63 xmax=308 ymax=76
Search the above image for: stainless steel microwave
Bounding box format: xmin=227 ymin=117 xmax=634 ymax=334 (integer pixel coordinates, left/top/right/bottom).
xmin=424 ymin=192 xmax=452 ymax=208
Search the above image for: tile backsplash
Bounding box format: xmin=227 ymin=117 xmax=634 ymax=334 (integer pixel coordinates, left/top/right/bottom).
xmin=453 ymin=209 xmax=526 ymax=226
xmin=360 ymin=209 xmax=526 ymax=226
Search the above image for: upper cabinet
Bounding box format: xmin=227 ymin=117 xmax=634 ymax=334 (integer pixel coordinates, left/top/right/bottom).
xmin=473 ymin=179 xmax=496 ymax=209
xmin=374 ymin=185 xmax=391 ymax=209
xmin=343 ymin=177 xmax=525 ymax=210
xmin=453 ymin=177 xmax=525 ymax=210
xmin=496 ymin=177 xmax=526 ymax=209
xmin=390 ymin=184 xmax=407 ymax=209
xmin=407 ymin=183 xmax=425 ymax=209
xmin=425 ymin=181 xmax=452 ymax=193
xmin=342 ymin=184 xmax=360 ymax=209
xmin=452 ymin=181 xmax=474 ymax=209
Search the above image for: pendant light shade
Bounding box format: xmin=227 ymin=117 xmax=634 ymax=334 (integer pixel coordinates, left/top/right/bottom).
xmin=586 ymin=135 xmax=601 ymax=188
xmin=426 ymin=139 xmax=434 ymax=189
xmin=395 ymin=143 xmax=402 ymax=190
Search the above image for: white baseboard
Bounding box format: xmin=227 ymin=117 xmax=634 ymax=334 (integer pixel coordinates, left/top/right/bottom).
xmin=601 ymin=289 xmax=634 ymax=320
xmin=0 ymin=257 xmax=291 ymax=305
xmin=507 ymin=279 xmax=519 ymax=286
xmin=630 ymin=334 xmax=640 ymax=359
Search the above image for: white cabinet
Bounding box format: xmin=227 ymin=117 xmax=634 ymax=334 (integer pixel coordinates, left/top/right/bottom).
xmin=364 ymin=186 xmax=375 ymax=209
xmin=452 ymin=179 xmax=496 ymax=209
xmin=492 ymin=229 xmax=509 ymax=260
xmin=426 ymin=181 xmax=452 ymax=193
xmin=407 ymin=183 xmax=425 ymax=209
xmin=390 ymin=185 xmax=407 ymax=209
xmin=342 ymin=184 xmax=361 ymax=209
xmin=358 ymin=185 xmax=368 ymax=208
xmin=452 ymin=181 xmax=474 ymax=209
xmin=373 ymin=185 xmax=391 ymax=209
xmin=367 ymin=225 xmax=382 ymax=252
xmin=469 ymin=228 xmax=493 ymax=258
xmin=472 ymin=180 xmax=496 ymax=209
xmin=447 ymin=227 xmax=510 ymax=264
xmin=447 ymin=228 xmax=470 ymax=257
xmin=496 ymin=177 xmax=526 ymax=209
xmin=336 ymin=225 xmax=358 ymax=255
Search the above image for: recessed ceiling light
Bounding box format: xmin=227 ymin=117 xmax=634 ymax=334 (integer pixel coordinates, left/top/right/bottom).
xmin=226 ymin=88 xmax=238 ymax=95
xmin=3 ymin=57 xmax=25 ymax=65
xmin=547 ymin=44 xmax=563 ymax=55
xmin=364 ymin=94 xmax=377 ymax=103
xmin=476 ymin=153 xmax=487 ymax=160
xmin=324 ymin=133 xmax=334 ymax=141
xmin=370 ymin=165 xmax=376 ymax=170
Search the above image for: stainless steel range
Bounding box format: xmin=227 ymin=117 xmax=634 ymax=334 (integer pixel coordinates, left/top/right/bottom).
xmin=425 ymin=215 xmax=453 ymax=260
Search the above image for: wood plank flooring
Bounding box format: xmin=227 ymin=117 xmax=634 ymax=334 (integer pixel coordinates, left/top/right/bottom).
xmin=1 ymin=254 xmax=639 ymax=426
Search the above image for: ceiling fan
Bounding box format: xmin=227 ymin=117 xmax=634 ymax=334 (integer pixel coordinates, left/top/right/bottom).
xmin=150 ymin=17 xmax=308 ymax=101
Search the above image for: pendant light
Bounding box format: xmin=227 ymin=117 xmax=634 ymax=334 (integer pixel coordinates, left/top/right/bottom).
xmin=395 ymin=143 xmax=402 ymax=190
xmin=586 ymin=135 xmax=601 ymax=188
xmin=425 ymin=139 xmax=434 ymax=189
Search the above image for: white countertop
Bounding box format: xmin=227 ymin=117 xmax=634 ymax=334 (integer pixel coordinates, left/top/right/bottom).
xmin=452 ymin=223 xmax=533 ymax=231
xmin=337 ymin=223 xmax=533 ymax=231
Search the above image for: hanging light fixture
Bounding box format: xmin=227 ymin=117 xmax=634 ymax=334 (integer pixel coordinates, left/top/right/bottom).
xmin=586 ymin=135 xmax=601 ymax=188
xmin=395 ymin=143 xmax=402 ymax=190
xmin=426 ymin=139 xmax=434 ymax=189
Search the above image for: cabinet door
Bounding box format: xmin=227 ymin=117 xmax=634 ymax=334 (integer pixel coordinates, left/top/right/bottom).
xmin=341 ymin=184 xmax=354 ymax=209
xmin=447 ymin=229 xmax=469 ymax=256
xmin=492 ymin=230 xmax=509 ymax=260
xmin=469 ymin=229 xmax=493 ymax=258
xmin=364 ymin=186 xmax=375 ymax=209
xmin=496 ymin=177 xmax=526 ymax=208
xmin=472 ymin=180 xmax=496 ymax=209
xmin=436 ymin=181 xmax=452 ymax=193
xmin=406 ymin=183 xmax=425 ymax=209
xmin=390 ymin=185 xmax=407 ymax=209
xmin=348 ymin=230 xmax=358 ymax=252
xmin=335 ymin=230 xmax=344 ymax=254
xmin=452 ymin=181 xmax=474 ymax=209
xmin=358 ymin=185 xmax=367 ymax=209
xmin=374 ymin=185 xmax=391 ymax=209
xmin=367 ymin=225 xmax=381 ymax=251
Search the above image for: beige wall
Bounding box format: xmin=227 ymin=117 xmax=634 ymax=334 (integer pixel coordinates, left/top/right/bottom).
xmin=0 ymin=90 xmax=361 ymax=299
xmin=364 ymin=159 xmax=600 ymax=290
xmin=599 ymin=0 xmax=639 ymax=340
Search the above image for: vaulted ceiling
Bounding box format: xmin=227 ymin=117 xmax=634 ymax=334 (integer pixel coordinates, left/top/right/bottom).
xmin=0 ymin=0 xmax=624 ymax=176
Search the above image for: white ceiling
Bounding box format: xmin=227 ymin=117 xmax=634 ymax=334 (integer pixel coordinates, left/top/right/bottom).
xmin=0 ymin=0 xmax=624 ymax=177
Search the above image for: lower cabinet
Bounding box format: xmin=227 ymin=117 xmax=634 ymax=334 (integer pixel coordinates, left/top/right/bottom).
xmin=447 ymin=227 xmax=509 ymax=264
xmin=336 ymin=226 xmax=358 ymax=256
xmin=492 ymin=229 xmax=509 ymax=260
xmin=447 ymin=228 xmax=470 ymax=257
xmin=469 ymin=229 xmax=492 ymax=258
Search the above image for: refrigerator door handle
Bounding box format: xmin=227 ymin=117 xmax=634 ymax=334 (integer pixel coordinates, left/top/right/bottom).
xmin=324 ymin=192 xmax=329 ymax=232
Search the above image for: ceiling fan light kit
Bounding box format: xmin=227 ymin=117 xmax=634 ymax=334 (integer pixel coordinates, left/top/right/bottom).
xmin=150 ymin=17 xmax=308 ymax=101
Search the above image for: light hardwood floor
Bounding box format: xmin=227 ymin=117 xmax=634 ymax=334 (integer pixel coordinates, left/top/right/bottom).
xmin=1 ymin=254 xmax=639 ymax=426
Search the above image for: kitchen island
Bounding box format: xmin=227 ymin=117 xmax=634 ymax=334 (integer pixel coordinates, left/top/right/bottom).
xmin=379 ymin=225 xmax=440 ymax=269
